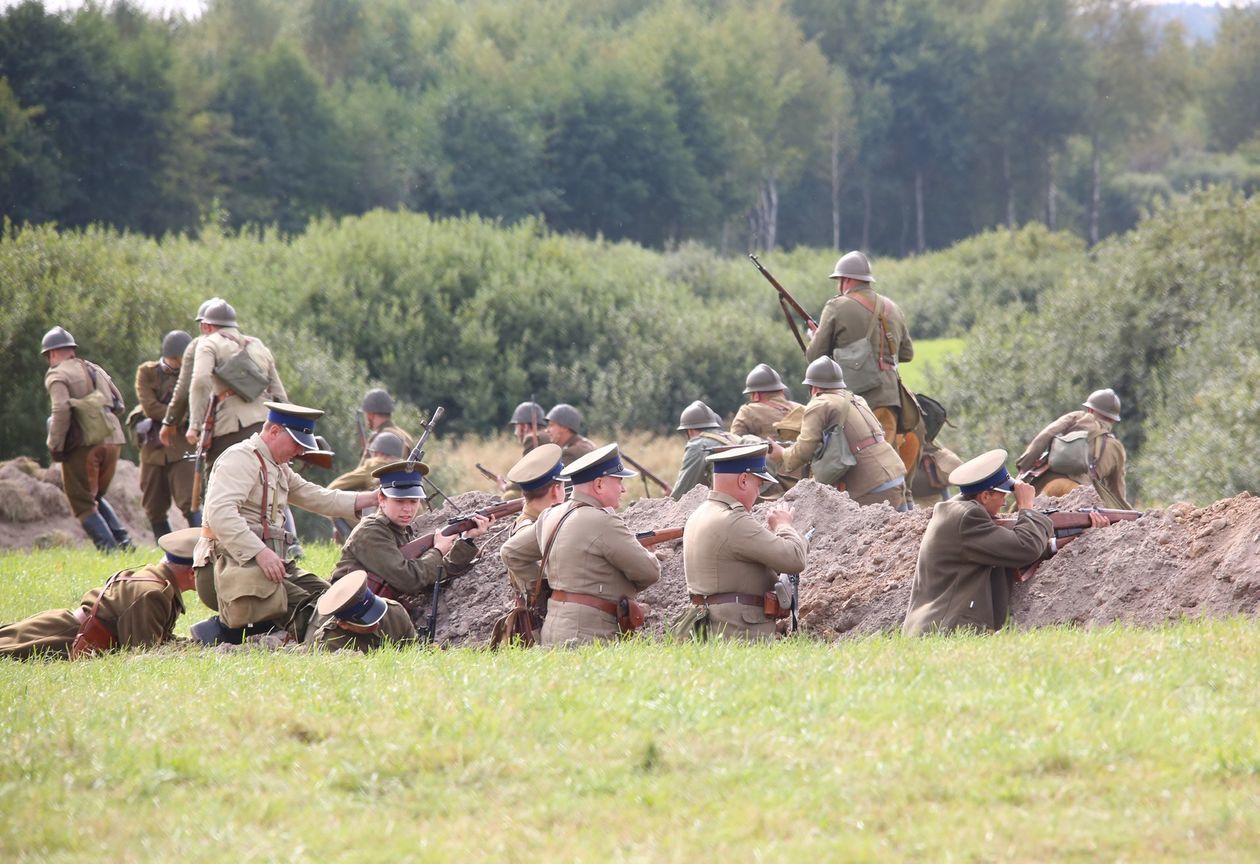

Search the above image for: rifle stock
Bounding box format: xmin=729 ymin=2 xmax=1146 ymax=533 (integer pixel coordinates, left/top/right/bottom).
xmin=475 ymin=462 xmax=509 ymax=491
xmin=188 ymin=393 xmax=218 ymax=512
xmin=399 ymin=497 xmax=526 ymax=559
xmin=749 ymin=254 xmax=818 ymax=355
xmin=620 ymin=452 xmax=674 ymax=496
xmin=635 ymin=526 xmax=684 ymax=547
xmin=995 ymin=508 xmax=1142 ymax=581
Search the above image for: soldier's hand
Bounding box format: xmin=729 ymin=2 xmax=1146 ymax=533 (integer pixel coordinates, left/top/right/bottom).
xmin=160 ymin=424 xmax=177 ymax=447
xmin=767 ymin=503 xmax=795 ymax=531
xmin=255 ymin=548 xmax=286 ymax=583
xmin=462 ymin=513 xmax=492 ymax=539
xmin=433 ymin=529 xmax=456 ymax=556
xmin=1012 ymin=481 xmax=1035 ymax=511
xmin=767 ymin=441 xmax=785 ymax=462
xmin=185 ymin=430 xmax=199 ymax=447
xmin=1086 ymin=510 xmax=1109 ymax=529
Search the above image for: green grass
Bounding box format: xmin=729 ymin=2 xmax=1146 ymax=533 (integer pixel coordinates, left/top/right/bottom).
xmin=901 ymin=337 xmax=966 ymax=395
xmin=2 ymin=547 xmax=1258 ymax=862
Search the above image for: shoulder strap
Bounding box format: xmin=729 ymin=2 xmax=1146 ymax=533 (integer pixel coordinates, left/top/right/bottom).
xmin=75 ymin=567 xmax=128 ymax=633
xmin=536 ymin=502 xmax=591 ymax=588
xmin=253 ymin=450 xmax=272 ymax=541
xmin=80 ymin=358 xmax=99 ymax=389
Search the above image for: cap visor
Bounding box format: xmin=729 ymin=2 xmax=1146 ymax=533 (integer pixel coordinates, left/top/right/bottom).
xmin=991 ymin=477 xmax=1016 ymax=494
xmin=380 ymin=485 xmax=426 ymax=499
xmin=752 ymin=469 xmax=777 ymax=483
xmin=608 ymin=467 xmax=637 ymax=479
xmin=283 ymin=427 xmax=318 ymax=451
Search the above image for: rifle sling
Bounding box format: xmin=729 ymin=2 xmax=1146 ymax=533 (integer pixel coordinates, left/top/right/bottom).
xmin=533 ymin=501 xmax=591 ymax=601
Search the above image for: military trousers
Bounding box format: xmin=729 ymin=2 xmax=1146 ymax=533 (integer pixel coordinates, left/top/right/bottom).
xmin=140 ymin=457 xmax=196 ymax=522
xmin=62 ymin=443 xmax=120 ymax=519
xmin=206 ymin=423 xmax=263 ymax=472
xmin=873 ymin=406 xmax=920 ymax=478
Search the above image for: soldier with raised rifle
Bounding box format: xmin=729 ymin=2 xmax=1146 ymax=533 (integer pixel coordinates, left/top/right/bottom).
xmin=544 ymin=403 xmax=596 ymax=466
xmin=305 ymin=569 xmax=418 ymax=652
xmin=1014 ymin=388 xmax=1130 ymax=509
xmin=671 ymin=400 xmax=758 ymax=500
xmin=680 ymin=444 xmax=807 ymax=641
xmin=358 ymin=388 xmax=414 ymax=465
xmin=0 ymin=528 xmax=201 ymax=659
xmin=133 ymin=329 xmax=198 ymax=538
xmin=500 ymin=443 xmax=660 ymax=647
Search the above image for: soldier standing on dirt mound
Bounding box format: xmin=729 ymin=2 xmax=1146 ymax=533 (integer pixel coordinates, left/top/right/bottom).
xmin=730 ymin=364 xmax=802 ymax=438
xmin=805 ymin=251 xmax=919 ymax=476
xmin=41 ymin=326 xmax=134 ymax=551
xmin=768 ymin=357 xmax=907 ymax=508
xmin=1014 ymin=388 xmax=1130 ymax=509
xmin=680 ymin=444 xmax=807 ymax=641
xmin=134 ymin=330 xmax=199 ymax=538
xmin=500 ymin=443 xmax=660 ymax=647
xmin=544 ymin=403 xmax=596 ymax=466
xmin=671 ymin=400 xmax=757 ymax=500
xmin=358 ymin=388 xmax=414 ymax=465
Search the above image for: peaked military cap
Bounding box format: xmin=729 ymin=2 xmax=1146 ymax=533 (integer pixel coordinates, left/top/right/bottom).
xmin=561 ymin=442 xmax=636 ymax=485
xmin=706 ymin=442 xmax=776 ymax=483
xmin=371 ymin=460 xmax=429 ymax=499
xmin=263 ymin=401 xmax=323 ymax=451
xmin=317 ymin=570 xmax=388 ymax=627
xmin=158 ymin=527 xmax=201 ymax=566
xmin=950 ymin=449 xmax=1016 ymax=496
xmin=507 ymin=443 xmax=564 ymax=492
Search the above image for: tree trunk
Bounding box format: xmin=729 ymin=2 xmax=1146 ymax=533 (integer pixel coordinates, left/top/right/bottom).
xmin=1004 ymin=145 xmax=1015 ymax=230
xmin=914 ymin=168 xmax=925 ymax=254
xmin=1089 ymin=134 xmax=1101 ymax=247
xmin=1046 ymin=150 xmax=1057 ymax=231
xmin=751 ymin=171 xmax=779 ymax=251
xmin=862 ymin=181 xmax=871 ymax=250
xmin=831 ymin=122 xmax=842 ymax=250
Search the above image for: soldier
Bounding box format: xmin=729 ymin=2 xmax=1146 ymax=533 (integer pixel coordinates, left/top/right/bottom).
xmin=190 ymin=402 xmax=377 ymax=644
xmin=682 ymin=444 xmax=807 ymax=641
xmin=544 ymin=403 xmax=596 ymax=465
xmin=903 ymin=450 xmax=1105 ymax=636
xmin=134 ymin=330 xmax=198 ymax=538
xmin=1014 ymin=388 xmax=1130 ymax=509
xmin=502 ymin=443 xmax=566 ymax=598
xmin=730 ymin=363 xmax=803 ymax=438
xmin=671 ymin=400 xmax=757 ymax=500
xmin=358 ymin=388 xmax=414 ymax=465
xmin=159 ymin=297 xmax=219 ymax=450
xmin=805 ymin=251 xmax=918 ymax=475
xmin=41 ymin=325 xmax=134 ymax=551
xmin=327 ymin=431 xmax=404 ymax=542
xmin=306 ymin=570 xmax=418 ymax=652
xmin=185 ymin=298 xmax=288 ymax=468
xmin=509 ymin=400 xmax=550 ymax=455
xmin=500 ymin=443 xmax=660 ymax=647
xmin=769 ymin=357 xmax=907 ymax=508
xmin=0 ymin=527 xmax=201 ymax=659
xmin=323 ymin=460 xmax=490 ymax=629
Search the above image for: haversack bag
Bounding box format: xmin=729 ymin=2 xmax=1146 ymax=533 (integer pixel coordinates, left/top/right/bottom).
xmin=70 ymin=390 xmax=114 ymax=447
xmin=812 ymin=423 xmax=858 ymax=486
xmin=214 ymin=554 xmax=288 ymax=629
xmin=832 ymin=339 xmax=882 ymax=395
xmin=215 ymin=338 xmax=270 ymax=402
xmin=1047 ymin=429 xmax=1090 ymax=476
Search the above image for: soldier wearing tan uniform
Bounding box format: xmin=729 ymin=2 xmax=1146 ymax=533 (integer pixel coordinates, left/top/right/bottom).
xmin=0 ymin=528 xmax=201 ymax=659
xmin=502 ymin=443 xmax=567 ymax=598
xmin=191 ymin=403 xmax=376 ymax=644
xmin=544 ymin=403 xmax=596 ymax=466
xmin=1014 ymin=388 xmax=1130 ymax=509
xmin=40 ymin=325 xmax=133 ymax=551
xmin=671 ymin=400 xmax=758 ymax=500
xmin=134 ymin=330 xmax=198 ymax=538
xmin=159 ymin=297 xmax=218 ymax=449
xmin=903 ymin=450 xmax=1104 ymax=636
xmin=501 ymin=443 xmax=660 ymax=647
xmin=730 ymin=364 xmax=803 ymax=438
xmin=358 ymin=388 xmax=414 ymax=466
xmin=306 ymin=570 xmax=418 ymax=652
xmin=769 ymin=357 xmax=907 ymax=508
xmin=186 ymin=299 xmax=288 ymax=467
xmin=683 ymin=444 xmax=808 ymax=640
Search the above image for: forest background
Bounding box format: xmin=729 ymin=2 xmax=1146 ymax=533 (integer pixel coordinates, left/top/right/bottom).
xmin=2 ymin=0 xmax=1260 ymax=509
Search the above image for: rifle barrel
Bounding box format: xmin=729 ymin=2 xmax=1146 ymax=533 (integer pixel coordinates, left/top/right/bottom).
xmin=620 ymin=452 xmax=673 ymax=496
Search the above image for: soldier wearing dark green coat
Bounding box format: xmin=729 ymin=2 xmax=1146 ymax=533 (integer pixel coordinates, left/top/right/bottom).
xmin=670 ymin=400 xmax=758 ymax=501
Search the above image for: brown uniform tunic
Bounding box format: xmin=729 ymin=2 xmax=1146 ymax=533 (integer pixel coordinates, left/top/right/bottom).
xmin=805 ymin=286 xmax=914 ymax=410
xmin=903 ymin=500 xmax=1053 ymax=636
xmin=559 ymin=434 xmax=597 ymax=466
xmin=500 ymin=491 xmax=660 ymax=646
xmin=682 ymin=490 xmax=807 ymax=640
xmin=0 ymin=563 xmax=185 ymax=659
xmin=671 ymin=430 xmax=759 ymax=501
xmin=44 ymin=357 xmax=126 ymax=518
xmin=135 ymin=359 xmax=196 ymax=521
xmin=305 ymin=600 xmax=417 ymax=651
xmin=1015 ymin=410 xmax=1128 ymax=507
xmin=505 ymin=500 xmax=550 ymax=596
xmin=777 ymin=391 xmax=906 ymax=506
xmin=359 ymin=421 xmax=416 ymax=466
xmin=730 ymin=395 xmax=802 ymax=438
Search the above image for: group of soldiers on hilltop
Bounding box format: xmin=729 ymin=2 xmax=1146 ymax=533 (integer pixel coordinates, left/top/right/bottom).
xmin=1 ymin=250 xmax=1134 ymax=657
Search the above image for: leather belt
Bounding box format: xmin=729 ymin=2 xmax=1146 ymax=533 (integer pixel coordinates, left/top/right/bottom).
xmin=851 ymin=434 xmax=884 ymax=452
xmin=690 ymin=592 xmax=763 ymax=607
xmin=550 ymin=590 xmax=618 ymax=617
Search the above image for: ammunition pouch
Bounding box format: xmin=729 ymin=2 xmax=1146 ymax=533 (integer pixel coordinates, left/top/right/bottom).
xmin=69 ymin=612 xmax=116 ymax=659
xmin=616 ymin=596 xmax=646 ymax=634
xmin=763 ymin=591 xmax=790 ymax=620
xmin=489 ymin=597 xmax=544 ymax=649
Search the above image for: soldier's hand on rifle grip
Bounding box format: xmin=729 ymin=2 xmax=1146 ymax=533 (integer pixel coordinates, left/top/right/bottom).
xmin=433 ymin=529 xmax=457 ymax=556
xmin=1012 ymin=480 xmax=1035 ymax=511
xmin=462 ymin=513 xmax=493 ymax=540
xmin=767 ymin=503 xmax=795 ymax=531
xmin=1086 ymin=510 xmax=1109 ymax=529
xmin=255 ymin=547 xmax=286 ymax=583
xmin=185 ymin=429 xmax=199 ymax=447
xmin=160 ymin=424 xmax=177 ymax=447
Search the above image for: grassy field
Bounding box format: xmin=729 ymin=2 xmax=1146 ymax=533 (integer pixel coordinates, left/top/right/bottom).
xmin=899 ymin=337 xmax=966 ymax=395
xmin=1 ymin=547 xmax=1258 ymax=862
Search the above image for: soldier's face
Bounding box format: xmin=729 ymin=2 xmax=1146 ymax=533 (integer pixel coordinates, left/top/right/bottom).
xmin=591 ymin=476 xmax=624 ymax=508
xmin=379 ymin=494 xmax=422 ymax=527
xmin=545 ymin=421 xmax=571 ymax=444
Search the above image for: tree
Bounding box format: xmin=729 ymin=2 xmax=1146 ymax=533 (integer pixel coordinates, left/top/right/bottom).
xmin=1203 ymin=7 xmax=1260 ymax=152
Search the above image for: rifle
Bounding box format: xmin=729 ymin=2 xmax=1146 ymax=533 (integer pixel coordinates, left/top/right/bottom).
xmin=635 ymin=526 xmax=684 ymax=547
xmin=397 ymin=497 xmax=525 ymax=560
xmin=1014 ymin=452 xmax=1051 ymax=485
xmin=750 ymin=254 xmax=818 ymax=355
xmin=404 ymin=406 xmax=445 ymax=510
xmin=995 ymin=507 xmax=1141 ymax=581
xmin=355 ymin=409 xmax=369 ymax=459
xmin=790 ymin=527 xmax=815 ymax=634
xmin=529 ymin=391 xmax=540 ymax=450
xmin=188 ymin=392 xmax=219 ymax=512
xmin=620 ymin=452 xmax=674 ymax=497
xmin=475 ymin=462 xmax=510 ymax=492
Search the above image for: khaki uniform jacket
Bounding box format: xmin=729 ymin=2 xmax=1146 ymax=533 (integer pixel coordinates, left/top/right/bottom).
xmin=671 ymin=430 xmax=759 ymax=501
xmin=44 ymin=357 xmax=126 ymax=453
xmin=559 ymin=434 xmax=597 ymax=466
xmin=188 ymin=327 xmax=287 ymax=436
xmin=197 ymin=434 xmax=358 ymax=566
xmin=0 ymin=563 xmax=185 ymax=659
xmin=778 ymin=391 xmax=904 ymax=498
xmin=1015 ymin=410 xmax=1127 ymax=504
xmin=500 ymin=491 xmax=660 ymax=645
xmin=330 ymin=510 xmax=477 ymax=600
xmin=730 ymin=395 xmax=802 ymax=438
xmin=162 ymin=337 xmax=199 ymax=428
xmin=135 ymin=360 xmax=192 ymax=465
xmin=903 ymin=501 xmax=1053 ymax=636
xmin=305 ymin=599 xmax=417 ymax=651
xmin=505 ymin=500 xmax=549 ymax=595
xmin=683 ymin=491 xmax=807 ymax=639
xmin=805 ymin=286 xmax=913 ymax=408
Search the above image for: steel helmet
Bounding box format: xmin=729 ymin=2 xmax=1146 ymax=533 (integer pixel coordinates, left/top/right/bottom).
xmin=161 ymin=330 xmax=192 ymax=359
xmin=1083 ymin=388 xmax=1121 ymax=422
xmin=200 ymin=298 xmax=237 ymax=327
xmin=361 ymin=388 xmax=395 ymax=415
xmin=40 ymin=326 xmax=77 ymax=354
xmin=368 ymin=431 xmax=404 ymax=459
xmin=545 ymin=403 xmax=583 ymax=432
xmin=802 ymin=356 xmax=846 ymax=390
xmin=677 ymin=400 xmax=721 ymax=431
xmin=828 ymin=250 xmax=875 ymax=282
xmin=194 ymin=297 xmax=221 ymax=322
xmin=509 ymin=401 xmax=545 ymax=426
xmin=743 ymin=363 xmax=787 ymax=394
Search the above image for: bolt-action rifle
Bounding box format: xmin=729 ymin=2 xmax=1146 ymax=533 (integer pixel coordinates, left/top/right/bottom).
xmin=620 ymin=452 xmax=674 ymax=498
xmin=634 ymin=526 xmax=684 ymax=547
xmin=188 ymin=393 xmax=220 ymax=512
xmin=994 ymin=507 xmax=1142 ymax=581
xmin=750 ymin=254 xmax=818 ymax=354
xmin=355 ymin=408 xmax=369 ymax=459
xmin=475 ymin=462 xmax=510 ymax=492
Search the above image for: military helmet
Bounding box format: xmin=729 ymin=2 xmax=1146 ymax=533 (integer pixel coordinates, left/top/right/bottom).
xmin=743 ymin=363 xmax=787 ymax=394
xmin=194 ymin=297 xmax=220 ymax=322
xmin=677 ymin=400 xmax=721 ymax=431
xmin=802 ymin=356 xmax=846 ymax=390
xmin=509 ymin=401 xmax=545 ymax=426
xmin=361 ymin=388 xmax=394 ymax=415
xmin=368 ymin=431 xmax=404 ymax=459
xmin=161 ymin=330 xmax=192 ymax=359
xmin=1083 ymin=388 xmax=1121 ymax=422
xmin=828 ymin=250 xmax=875 ymax=282
xmin=545 ymin=403 xmax=583 ymax=432
xmin=40 ymin=326 xmax=77 ymax=354
xmin=200 ymin=298 xmax=237 ymax=327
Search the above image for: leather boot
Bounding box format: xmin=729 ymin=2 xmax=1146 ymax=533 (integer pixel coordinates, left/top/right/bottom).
xmin=81 ymin=512 xmax=118 ymax=551
xmin=150 ymin=518 xmax=173 ymax=540
xmin=189 ymin=616 xmax=245 ymax=645
xmin=96 ymin=497 xmax=136 ymax=551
